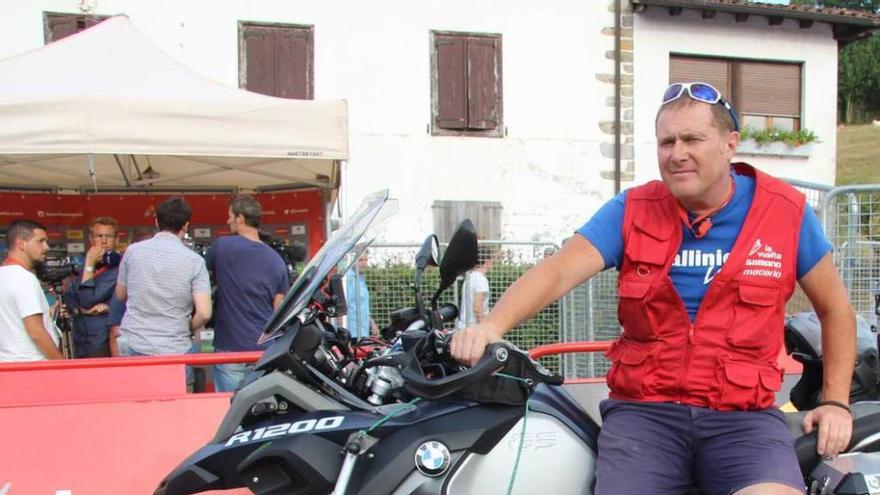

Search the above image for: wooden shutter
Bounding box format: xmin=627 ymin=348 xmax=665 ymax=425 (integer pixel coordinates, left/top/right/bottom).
xmin=45 ymin=14 xmax=106 ymax=43
xmin=243 ymin=25 xmax=275 ymax=96
xmin=274 ymin=27 xmax=313 ymax=100
xmin=435 ymin=35 xmax=468 ymax=129
xmin=467 ymin=36 xmax=501 ymax=130
xmin=432 ymin=200 xmax=502 ymax=242
xmin=736 ymin=61 xmax=801 ymax=117
xmin=669 ymin=55 xmax=731 ymax=99
xmin=47 ymin=15 xmax=79 ymax=42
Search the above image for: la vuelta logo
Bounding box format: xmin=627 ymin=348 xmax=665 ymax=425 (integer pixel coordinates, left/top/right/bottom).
xmin=742 ymin=239 xmax=783 ymax=279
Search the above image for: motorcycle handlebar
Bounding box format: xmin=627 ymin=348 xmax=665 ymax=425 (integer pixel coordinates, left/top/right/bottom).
xmin=402 ymin=341 xmax=511 ymax=400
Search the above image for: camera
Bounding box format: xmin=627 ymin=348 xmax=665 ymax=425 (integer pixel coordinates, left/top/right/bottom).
xmin=259 ymin=230 xmax=307 ymax=282
xmin=37 ymin=248 xmax=80 ymax=285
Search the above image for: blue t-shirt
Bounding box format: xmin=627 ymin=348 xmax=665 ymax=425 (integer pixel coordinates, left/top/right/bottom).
xmin=206 ymin=235 xmax=289 ymax=351
xmin=577 ymin=172 xmax=831 ymax=321
xmin=345 ymin=269 xmax=372 ymax=339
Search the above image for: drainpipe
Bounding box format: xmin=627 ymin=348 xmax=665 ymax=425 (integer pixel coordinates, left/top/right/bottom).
xmin=614 ymin=0 xmax=622 ymax=194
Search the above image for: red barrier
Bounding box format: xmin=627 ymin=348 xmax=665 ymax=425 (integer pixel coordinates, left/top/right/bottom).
xmin=0 ymin=394 xmax=249 ymax=495
xmin=0 ymin=353 xmax=262 ymax=494
xmin=0 ymin=342 xmax=802 ymax=493
xmin=529 ymin=340 xmax=803 ymax=375
xmin=0 ymin=353 xmax=261 ymax=407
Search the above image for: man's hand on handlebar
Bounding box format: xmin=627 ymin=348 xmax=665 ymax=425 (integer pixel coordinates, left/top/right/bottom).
xmin=450 ymin=323 xmax=504 ymax=366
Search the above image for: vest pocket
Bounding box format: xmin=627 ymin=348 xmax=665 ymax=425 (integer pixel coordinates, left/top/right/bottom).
xmin=606 ymin=339 xmax=658 ymax=397
xmin=716 ymin=360 xmax=782 ymax=410
xmin=617 ymin=280 xmax=655 ymax=341
xmin=727 ymin=284 xmax=781 ymax=349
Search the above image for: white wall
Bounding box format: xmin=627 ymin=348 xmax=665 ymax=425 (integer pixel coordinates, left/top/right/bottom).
xmin=633 ymin=7 xmax=839 ymax=186
xmin=0 ymin=0 xmax=618 ymax=243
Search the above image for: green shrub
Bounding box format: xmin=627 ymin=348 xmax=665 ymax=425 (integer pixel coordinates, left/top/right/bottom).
xmin=362 ymin=261 xmax=561 ymax=373
xmin=740 ymin=126 xmax=819 ymax=147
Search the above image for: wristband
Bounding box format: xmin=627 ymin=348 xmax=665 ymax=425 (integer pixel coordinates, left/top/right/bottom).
xmin=84 ymin=265 xmax=94 ymax=273
xmin=818 ymin=400 xmax=852 ymax=414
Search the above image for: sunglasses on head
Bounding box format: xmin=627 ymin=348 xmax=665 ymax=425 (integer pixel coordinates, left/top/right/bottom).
xmin=661 ymin=82 xmax=740 ymax=132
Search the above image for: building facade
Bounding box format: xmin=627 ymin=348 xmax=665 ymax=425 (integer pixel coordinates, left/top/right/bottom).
xmin=0 ymin=0 xmax=876 ymax=242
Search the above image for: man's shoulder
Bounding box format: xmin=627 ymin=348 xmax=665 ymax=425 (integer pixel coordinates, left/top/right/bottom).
xmin=0 ymin=265 xmax=37 ymax=283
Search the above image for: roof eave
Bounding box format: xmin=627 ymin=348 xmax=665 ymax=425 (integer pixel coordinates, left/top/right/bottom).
xmin=631 ymin=0 xmax=880 ymax=31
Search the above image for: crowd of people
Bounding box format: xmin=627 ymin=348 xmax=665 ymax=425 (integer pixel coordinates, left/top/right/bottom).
xmin=0 ymin=195 xmax=290 ymax=392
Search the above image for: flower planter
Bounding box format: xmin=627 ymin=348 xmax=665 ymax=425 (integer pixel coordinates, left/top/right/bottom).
xmin=736 ymin=139 xmax=814 ymax=158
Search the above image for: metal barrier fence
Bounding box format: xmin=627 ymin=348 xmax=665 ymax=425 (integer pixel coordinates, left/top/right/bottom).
xmin=822 ymin=185 xmax=880 ymax=328
xmin=365 ymin=241 xmax=563 ymax=373
xmin=784 ymin=178 xmax=835 ymax=316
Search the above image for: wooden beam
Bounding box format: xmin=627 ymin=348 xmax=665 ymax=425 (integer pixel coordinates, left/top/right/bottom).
xmin=735 ymin=12 xmax=749 ymax=23
xmin=799 ymin=19 xmax=814 ymax=28
xmin=669 ymin=6 xmax=682 ymax=15
xmin=701 ymin=9 xmax=716 ymax=19
xmin=768 ymin=16 xmax=784 ymax=26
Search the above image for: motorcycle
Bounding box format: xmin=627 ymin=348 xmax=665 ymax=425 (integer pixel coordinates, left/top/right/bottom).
xmin=156 ymin=190 xmax=880 ymax=495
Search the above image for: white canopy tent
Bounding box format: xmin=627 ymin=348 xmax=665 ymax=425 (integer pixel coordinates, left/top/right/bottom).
xmin=0 ymin=15 xmax=348 ymax=196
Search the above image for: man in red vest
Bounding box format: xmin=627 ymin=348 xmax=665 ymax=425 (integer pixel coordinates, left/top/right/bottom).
xmin=452 ymin=82 xmax=855 ymax=494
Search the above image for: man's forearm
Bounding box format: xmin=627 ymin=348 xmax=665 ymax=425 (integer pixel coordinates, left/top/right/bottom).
xmin=819 ymin=304 xmax=857 ymax=403
xmin=190 ymin=314 xmax=209 ymax=331
xmin=35 ymin=334 xmax=63 ymax=360
xmin=23 ymin=315 xmax=63 ymax=360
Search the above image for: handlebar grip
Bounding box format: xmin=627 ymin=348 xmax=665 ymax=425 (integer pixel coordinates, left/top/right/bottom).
xmin=437 ymin=303 xmax=458 ymax=323
xmin=402 ymin=341 xmax=511 ymax=400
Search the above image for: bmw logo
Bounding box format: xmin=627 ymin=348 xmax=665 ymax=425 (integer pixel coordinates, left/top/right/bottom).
xmin=414 ymin=441 xmax=451 ymax=477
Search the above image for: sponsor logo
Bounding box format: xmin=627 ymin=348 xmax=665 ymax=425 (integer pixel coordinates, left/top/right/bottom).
xmin=742 ymin=238 xmax=783 ymax=279
xmin=673 ymin=248 xmax=730 ymax=285
xmin=224 ymin=416 xmax=345 ymax=447
xmin=414 ymin=441 xmax=451 ymax=477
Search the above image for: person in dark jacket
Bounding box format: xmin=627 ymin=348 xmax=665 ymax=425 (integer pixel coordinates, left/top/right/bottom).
xmin=66 ymin=216 xmax=120 ymax=358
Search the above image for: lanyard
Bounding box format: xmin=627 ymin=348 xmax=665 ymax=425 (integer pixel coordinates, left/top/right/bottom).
xmin=2 ymin=257 xmax=31 ymax=270
xmin=676 ymin=178 xmax=735 ymax=239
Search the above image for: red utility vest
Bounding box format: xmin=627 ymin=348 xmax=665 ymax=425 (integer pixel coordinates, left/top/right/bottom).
xmin=607 ymin=163 xmax=806 ymax=411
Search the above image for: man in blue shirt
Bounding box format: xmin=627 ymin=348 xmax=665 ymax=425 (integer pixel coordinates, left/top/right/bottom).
xmin=65 ymin=216 xmax=120 ymax=358
xmin=452 ymin=82 xmax=855 ymax=494
xmin=207 ymin=195 xmax=289 ymax=392
xmin=345 ymin=251 xmax=378 ymax=339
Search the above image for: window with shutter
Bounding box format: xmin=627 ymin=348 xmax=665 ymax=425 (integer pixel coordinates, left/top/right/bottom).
xmin=44 ymin=12 xmax=108 ymax=44
xmin=432 ymin=31 xmax=503 ymax=137
xmin=669 ymin=55 xmax=802 ymax=131
xmin=432 ymin=200 xmax=503 ymax=242
xmin=240 ymin=23 xmax=313 ymax=100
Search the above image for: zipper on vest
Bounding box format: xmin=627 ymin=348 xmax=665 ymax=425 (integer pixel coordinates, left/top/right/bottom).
xmin=667 ymin=276 xmax=695 ymax=400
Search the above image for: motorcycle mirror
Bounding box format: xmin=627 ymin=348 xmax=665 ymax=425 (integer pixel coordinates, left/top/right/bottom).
xmin=415 ymin=234 xmax=441 ymax=271
xmin=432 ymin=219 xmax=478 ymax=306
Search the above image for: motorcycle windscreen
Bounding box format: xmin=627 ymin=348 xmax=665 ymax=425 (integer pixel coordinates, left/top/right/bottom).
xmin=258 ymin=190 xmax=398 ymax=344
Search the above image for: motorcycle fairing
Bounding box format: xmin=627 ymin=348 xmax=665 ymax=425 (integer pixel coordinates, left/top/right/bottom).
xmin=345 ymin=403 xmax=525 ymax=494
xmin=528 ymin=383 xmax=600 ymax=451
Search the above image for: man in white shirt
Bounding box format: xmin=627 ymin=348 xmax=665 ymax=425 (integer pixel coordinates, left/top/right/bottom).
xmin=0 ymin=219 xmax=63 ymax=361
xmin=457 ymin=245 xmax=494 ymax=330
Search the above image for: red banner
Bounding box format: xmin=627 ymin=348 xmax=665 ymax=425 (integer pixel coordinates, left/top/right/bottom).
xmin=0 ymin=189 xmax=326 ymax=256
